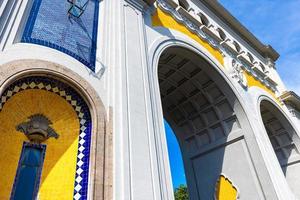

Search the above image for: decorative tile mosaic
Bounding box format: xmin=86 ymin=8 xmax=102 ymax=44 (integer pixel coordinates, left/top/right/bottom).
xmin=0 ymin=77 xmax=92 ymax=200
xmin=10 ymin=142 xmax=47 ymax=200
xmin=21 ymin=0 xmax=99 ymax=71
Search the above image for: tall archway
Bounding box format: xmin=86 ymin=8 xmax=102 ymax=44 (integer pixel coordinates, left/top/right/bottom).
xmin=260 ymin=100 xmax=300 ymax=198
xmin=157 ymin=46 xmax=263 ymax=199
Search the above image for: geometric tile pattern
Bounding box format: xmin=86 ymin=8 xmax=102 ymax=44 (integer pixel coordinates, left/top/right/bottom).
xmin=158 ymin=52 xmax=240 ymax=153
xmin=21 ymin=0 xmax=99 ymax=71
xmin=0 ymin=76 xmax=91 ymax=200
xmin=261 ymin=103 xmax=300 ymax=166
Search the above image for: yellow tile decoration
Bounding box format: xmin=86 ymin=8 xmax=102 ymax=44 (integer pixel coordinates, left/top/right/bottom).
xmin=152 ymin=7 xmax=277 ymax=100
xmin=152 ymin=7 xmax=224 ymax=66
xmin=244 ymin=71 xmax=279 ymax=102
xmin=0 ymin=89 xmax=79 ymax=199
xmin=215 ymin=174 xmax=238 ymax=200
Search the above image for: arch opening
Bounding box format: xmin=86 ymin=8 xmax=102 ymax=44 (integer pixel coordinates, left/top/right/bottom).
xmin=157 ymin=46 xmax=259 ymax=199
xmin=260 ymin=100 xmax=300 ymax=198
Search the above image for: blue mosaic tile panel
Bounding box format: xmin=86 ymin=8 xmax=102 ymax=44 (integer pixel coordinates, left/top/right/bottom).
xmin=10 ymin=142 xmax=47 ymax=200
xmin=22 ymin=0 xmax=99 ymax=71
xmin=1 ymin=76 xmax=92 ymax=200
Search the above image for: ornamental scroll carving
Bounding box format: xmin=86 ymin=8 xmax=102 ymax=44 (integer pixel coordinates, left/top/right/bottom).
xmin=156 ymin=0 xmax=277 ymax=91
xmin=231 ymin=59 xmax=247 ymax=88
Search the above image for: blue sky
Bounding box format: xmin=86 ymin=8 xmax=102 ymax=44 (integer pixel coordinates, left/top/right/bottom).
xmin=219 ymin=0 xmax=300 ymax=94
xmin=166 ymin=0 xmax=300 ymax=189
xmin=164 ymin=120 xmax=186 ymax=188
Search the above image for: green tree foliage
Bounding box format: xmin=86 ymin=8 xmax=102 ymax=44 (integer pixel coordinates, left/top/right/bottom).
xmin=174 ymin=184 xmax=189 ymax=200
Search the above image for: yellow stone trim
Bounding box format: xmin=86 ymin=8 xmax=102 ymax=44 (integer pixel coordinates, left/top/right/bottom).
xmin=0 ymin=89 xmax=79 ymax=199
xmin=152 ymin=7 xmax=224 ymax=66
xmin=244 ymin=71 xmax=279 ymax=104
xmin=152 ymin=7 xmax=278 ymax=100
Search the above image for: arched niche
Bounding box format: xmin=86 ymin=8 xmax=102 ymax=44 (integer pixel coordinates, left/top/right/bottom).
xmin=0 ymin=60 xmax=112 ymax=200
xmin=260 ymin=100 xmax=300 ymax=198
xmin=157 ymin=46 xmax=262 ymax=199
xmin=0 ymin=76 xmax=93 ymax=199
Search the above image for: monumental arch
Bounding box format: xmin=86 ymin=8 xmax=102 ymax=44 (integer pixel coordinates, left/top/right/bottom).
xmin=157 ymin=46 xmax=266 ymax=199
xmin=0 ymin=0 xmax=300 ymax=199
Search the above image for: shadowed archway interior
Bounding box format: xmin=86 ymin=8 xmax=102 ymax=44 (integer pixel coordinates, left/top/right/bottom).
xmin=159 ymin=51 xmax=238 ymax=145
xmin=157 ymin=47 xmax=246 ymax=200
xmin=261 ymin=101 xmax=300 ymax=169
xmin=260 ymin=100 xmax=300 ymax=197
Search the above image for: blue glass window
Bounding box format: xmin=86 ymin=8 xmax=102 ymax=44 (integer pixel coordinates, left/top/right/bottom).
xmin=11 ymin=143 xmax=46 ymax=200
xmin=22 ymin=0 xmax=99 ymax=71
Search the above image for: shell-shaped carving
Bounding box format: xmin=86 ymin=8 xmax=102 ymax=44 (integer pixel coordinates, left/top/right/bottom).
xmin=215 ymin=174 xmax=238 ymax=200
xmin=16 ymin=114 xmax=59 ymax=142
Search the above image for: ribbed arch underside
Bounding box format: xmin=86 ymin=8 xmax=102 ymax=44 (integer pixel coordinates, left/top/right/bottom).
xmin=155 ymin=47 xmax=284 ymax=200
xmin=158 ymin=49 xmax=241 ymax=152
xmin=260 ymin=100 xmax=300 ymax=199
xmin=260 ymin=101 xmax=300 ymax=167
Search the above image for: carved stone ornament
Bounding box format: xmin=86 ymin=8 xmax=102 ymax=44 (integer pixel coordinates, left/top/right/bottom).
xmin=287 ymin=106 xmax=297 ymax=117
xmin=16 ymin=114 xmax=59 ymax=143
xmin=156 ymin=0 xmax=278 ymax=91
xmin=231 ymin=59 xmax=247 ymax=88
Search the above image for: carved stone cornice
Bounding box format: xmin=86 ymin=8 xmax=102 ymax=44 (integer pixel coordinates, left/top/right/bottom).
xmin=156 ymin=0 xmax=278 ymax=92
xmin=230 ymin=58 xmax=247 ymax=88
xmin=125 ymin=0 xmax=150 ymax=11
xmin=201 ymin=1 xmax=279 ymax=61
xmin=280 ymin=91 xmax=300 ymax=113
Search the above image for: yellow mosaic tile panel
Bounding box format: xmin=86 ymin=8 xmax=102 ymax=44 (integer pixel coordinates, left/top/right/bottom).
xmin=215 ymin=175 xmax=238 ymax=200
xmin=152 ymin=7 xmax=224 ymax=66
xmin=0 ymin=89 xmax=80 ymax=199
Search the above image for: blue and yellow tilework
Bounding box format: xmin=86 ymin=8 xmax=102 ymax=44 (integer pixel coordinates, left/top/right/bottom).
xmin=0 ymin=77 xmax=92 ymax=200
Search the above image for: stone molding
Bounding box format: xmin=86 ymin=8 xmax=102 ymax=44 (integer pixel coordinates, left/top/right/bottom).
xmin=156 ymin=0 xmax=277 ymax=92
xmin=125 ymin=0 xmax=148 ymax=11
xmin=230 ymin=58 xmax=247 ymax=88
xmin=280 ymin=91 xmax=300 ymax=110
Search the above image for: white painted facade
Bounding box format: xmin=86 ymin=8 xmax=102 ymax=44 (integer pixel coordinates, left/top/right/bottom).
xmin=0 ymin=0 xmax=300 ymax=199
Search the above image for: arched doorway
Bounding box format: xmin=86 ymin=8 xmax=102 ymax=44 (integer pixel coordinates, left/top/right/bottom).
xmin=260 ymin=100 xmax=300 ymax=198
xmin=157 ymin=46 xmax=263 ymax=199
